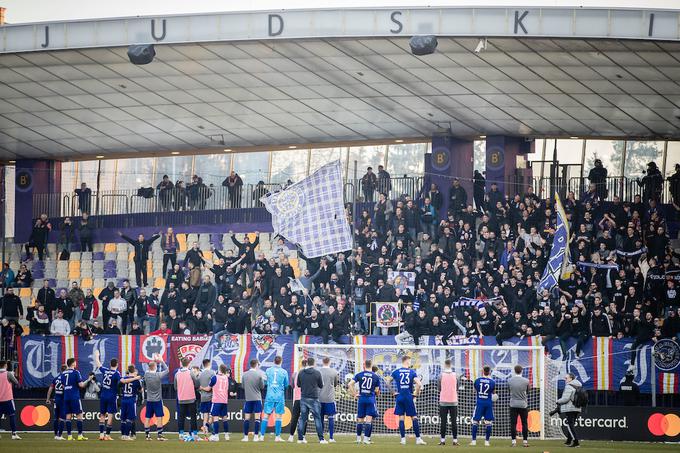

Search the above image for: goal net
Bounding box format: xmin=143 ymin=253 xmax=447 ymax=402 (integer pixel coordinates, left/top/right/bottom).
xmin=294 ymin=343 xmax=564 ymax=440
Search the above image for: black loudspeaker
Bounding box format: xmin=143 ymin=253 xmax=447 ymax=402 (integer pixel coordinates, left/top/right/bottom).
xmin=409 ymin=35 xmax=438 ymax=56
xmin=127 ymin=44 xmax=156 ymax=65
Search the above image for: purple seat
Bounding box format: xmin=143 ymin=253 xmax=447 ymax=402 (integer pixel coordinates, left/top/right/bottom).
xmin=104 ymin=260 xmax=116 ymax=270
xmin=210 ymin=233 xmax=223 ymax=245
xmin=32 ymin=270 xmax=45 ymax=279
xmin=116 ymin=278 xmax=127 ymax=287
xmin=32 ymin=261 xmax=45 ymax=270
xmin=93 ymin=252 xmax=105 ymax=260
xmin=48 ymin=278 xmax=57 ymax=287
xmin=104 ymin=269 xmax=117 ymax=278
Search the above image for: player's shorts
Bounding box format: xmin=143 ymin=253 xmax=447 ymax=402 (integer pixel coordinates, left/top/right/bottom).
xmin=200 ymin=401 xmax=212 ymax=414
xmin=394 ymin=396 xmax=417 ymax=417
xmin=145 ymin=401 xmax=164 ymax=419
xmin=243 ymin=400 xmax=262 ymax=414
xmin=263 ymin=399 xmax=285 ymax=415
xmin=472 ymin=403 xmax=494 ymax=422
xmin=357 ymin=400 xmax=378 ymax=419
xmin=210 ymin=403 xmax=229 ymax=417
xmin=320 ymin=402 xmax=336 ymax=417
xmin=0 ymin=400 xmax=16 ymax=416
xmin=120 ymin=399 xmax=137 ymax=421
xmin=62 ymin=398 xmax=83 ymax=415
xmin=54 ymin=400 xmax=65 ymax=419
xmin=100 ymin=397 xmax=117 ymax=415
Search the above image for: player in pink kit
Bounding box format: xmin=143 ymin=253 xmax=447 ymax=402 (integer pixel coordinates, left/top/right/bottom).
xmin=204 ymin=364 xmax=231 ymax=442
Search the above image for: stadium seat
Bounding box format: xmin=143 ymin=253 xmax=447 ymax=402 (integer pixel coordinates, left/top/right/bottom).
xmin=154 ymin=277 xmax=166 ymax=288
xmin=80 ymin=277 xmax=93 ymax=289
xmin=19 ymin=287 xmax=32 ymax=297
xmin=104 ymin=243 xmax=117 ymax=253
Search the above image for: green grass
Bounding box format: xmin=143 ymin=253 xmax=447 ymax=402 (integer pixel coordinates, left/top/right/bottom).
xmin=2 ymin=433 xmax=678 ymax=452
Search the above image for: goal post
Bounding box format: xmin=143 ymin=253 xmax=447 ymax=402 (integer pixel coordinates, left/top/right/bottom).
xmin=293 ymin=343 xmax=564 ymax=440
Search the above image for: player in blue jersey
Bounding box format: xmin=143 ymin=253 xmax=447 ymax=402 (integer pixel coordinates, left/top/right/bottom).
xmin=94 ymin=349 xmax=121 ymax=441
xmin=120 ymin=364 xmax=144 ymax=441
xmin=46 ymin=364 xmax=67 ymax=440
xmin=471 ymin=366 xmax=496 ymax=447
xmin=60 ymin=357 xmax=94 ymax=441
xmin=390 ymin=356 xmax=426 ymax=445
xmin=350 ymin=359 xmax=381 ymax=445
xmin=259 ymin=356 xmax=290 ymax=442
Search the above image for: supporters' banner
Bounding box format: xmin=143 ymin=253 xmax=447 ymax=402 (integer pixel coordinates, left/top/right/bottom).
xmin=374 ymin=302 xmax=400 ymax=328
xmin=388 ymin=270 xmax=415 ymax=293
xmin=18 ymin=334 xmax=680 ymax=394
xmin=537 ymin=193 xmax=572 ymax=293
xmin=261 ymin=160 xmax=352 ymax=258
xmin=167 ymin=335 xmax=211 ymax=372
xmin=138 ymin=334 xmax=168 ymax=363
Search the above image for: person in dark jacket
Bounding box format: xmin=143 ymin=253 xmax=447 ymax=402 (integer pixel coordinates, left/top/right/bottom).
xmin=222 ymin=170 xmax=244 ymax=208
xmin=74 ymin=182 xmax=92 ymax=214
xmin=473 ymin=170 xmax=486 ymax=212
xmin=667 ymin=163 xmax=680 ymax=204
xmin=630 ymin=309 xmax=654 ymax=365
xmin=195 ymin=275 xmax=217 ymax=315
xmin=37 ymin=279 xmax=56 ymax=319
xmin=118 ymin=231 xmax=160 ymax=287
xmin=27 ymin=214 xmax=51 ymax=260
xmin=296 ymin=357 xmax=325 ymax=443
xmin=160 ymin=227 xmax=177 ymax=276
xmin=377 ymin=165 xmax=392 ymax=196
xmin=448 ymin=179 xmax=467 ymax=217
xmin=0 ymin=288 xmax=23 ymax=321
xmin=230 ymin=231 xmax=259 ymax=265
xmin=361 ymin=167 xmax=378 ymax=202
xmin=590 ymin=306 xmax=612 ymax=337
xmin=59 ymin=217 xmax=75 ymax=256
xmin=618 ymin=370 xmax=640 ymax=406
xmin=587 ymin=159 xmax=608 ymax=200
xmin=98 ymin=281 xmax=117 ymax=328
xmin=183 ymin=242 xmax=205 ymax=269
xmin=252 ymin=181 xmax=268 ymax=208
xmin=78 ymin=213 xmax=95 ymax=252
xmin=636 ymin=161 xmax=663 ymax=204
xmin=156 ymin=175 xmax=174 ymax=212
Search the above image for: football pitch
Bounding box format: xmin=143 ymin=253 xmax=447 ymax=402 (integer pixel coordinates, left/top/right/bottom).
xmin=2 ymin=434 xmax=678 ymax=452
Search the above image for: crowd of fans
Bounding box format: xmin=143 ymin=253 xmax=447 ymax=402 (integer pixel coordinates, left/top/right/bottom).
xmin=2 ymin=162 xmax=680 ymax=366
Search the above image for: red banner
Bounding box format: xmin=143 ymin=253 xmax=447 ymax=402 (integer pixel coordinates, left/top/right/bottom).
xmin=168 ymin=335 xmax=211 ymax=372
xmin=138 ymin=334 xmax=168 ymax=363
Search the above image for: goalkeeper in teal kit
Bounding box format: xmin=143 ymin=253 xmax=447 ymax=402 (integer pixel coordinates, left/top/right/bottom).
xmin=259 ymin=356 xmax=289 ymax=442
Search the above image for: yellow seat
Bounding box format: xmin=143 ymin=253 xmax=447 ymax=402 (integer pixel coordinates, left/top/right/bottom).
xmin=129 ymin=251 xmax=135 ymax=262
xmin=203 ymin=251 xmax=213 ymax=262
xmin=81 ymin=278 xmax=93 ymax=289
xmin=289 ymin=258 xmax=300 ymax=277
xmin=176 ymin=233 xmax=187 ymax=252
xmin=68 ymin=269 xmax=81 ymax=279
xmin=19 ymin=288 xmax=32 ymax=297
xmin=154 ymin=277 xmax=166 ymax=288
xmin=68 ymin=261 xmax=80 ymax=270
xmin=104 ymin=243 xmax=117 ymax=253
xmin=94 ymin=287 xmax=103 ymax=297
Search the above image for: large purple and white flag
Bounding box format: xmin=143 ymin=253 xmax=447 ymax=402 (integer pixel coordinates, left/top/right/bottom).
xmin=261 ymin=160 xmax=352 ymax=258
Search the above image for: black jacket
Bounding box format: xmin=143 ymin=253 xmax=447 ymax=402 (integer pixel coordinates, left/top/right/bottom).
xmin=0 ymin=293 xmax=23 ymax=318
xmin=297 ymin=367 xmax=323 ymax=399
xmin=121 ymin=234 xmax=160 ymax=263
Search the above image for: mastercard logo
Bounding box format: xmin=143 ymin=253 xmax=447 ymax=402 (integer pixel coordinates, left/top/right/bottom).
xmin=20 ymin=405 xmax=51 ymax=427
xmin=262 ymin=407 xmax=292 ymax=428
xmin=648 ymin=413 xmax=680 ymax=437
xmin=139 ymin=405 xmax=171 ymax=427
xmin=383 ymin=408 xmax=413 ymax=430
xmin=516 ymin=410 xmax=542 ymax=433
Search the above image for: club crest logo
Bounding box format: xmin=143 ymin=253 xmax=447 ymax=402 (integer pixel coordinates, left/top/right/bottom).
xmin=653 ymin=339 xmax=680 ymax=372
xmin=275 ymin=188 xmax=303 ymax=218
xmin=177 ymin=344 xmax=203 ymax=362
xmin=141 ymin=335 xmax=166 ymax=361
xmin=253 ymin=334 xmax=276 ymax=353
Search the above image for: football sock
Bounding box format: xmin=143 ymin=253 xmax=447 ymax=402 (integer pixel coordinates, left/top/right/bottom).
xmin=485 ymin=425 xmax=492 ymax=441
xmin=398 ymin=420 xmax=405 ymax=439
xmin=275 ymin=419 xmax=282 ymax=436
xmin=413 ymin=418 xmax=421 ymax=438
xmin=471 ymin=424 xmax=478 ymax=440
xmin=328 ymin=416 xmax=335 ymax=439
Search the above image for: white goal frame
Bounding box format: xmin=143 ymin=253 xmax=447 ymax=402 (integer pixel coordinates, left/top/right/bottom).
xmin=294 ymin=343 xmax=549 ymax=440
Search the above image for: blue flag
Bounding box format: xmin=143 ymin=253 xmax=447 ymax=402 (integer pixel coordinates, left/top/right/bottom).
xmin=537 ymin=193 xmax=572 ymax=293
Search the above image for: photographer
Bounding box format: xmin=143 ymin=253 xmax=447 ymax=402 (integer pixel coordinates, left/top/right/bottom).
xmin=555 ymin=373 xmax=583 ymax=448
xmin=84 ymin=371 xmax=100 ymax=399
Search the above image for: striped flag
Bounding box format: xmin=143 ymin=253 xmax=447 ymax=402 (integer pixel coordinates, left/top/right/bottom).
xmin=527 ymin=336 xmax=542 ymax=388
xmin=229 ymin=334 xmax=251 ymax=383
xmin=118 ymin=335 xmax=137 ymax=370
xmin=352 ymin=335 xmax=367 ymax=374
xmin=61 ymin=335 xmax=77 ymax=363
xmin=659 ymin=373 xmax=679 ymax=394
xmin=592 ymin=337 xmax=613 ymax=390
xmin=537 ymin=193 xmax=573 ymax=293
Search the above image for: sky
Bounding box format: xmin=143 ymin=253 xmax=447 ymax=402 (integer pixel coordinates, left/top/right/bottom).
xmin=2 ymin=0 xmax=679 ymax=24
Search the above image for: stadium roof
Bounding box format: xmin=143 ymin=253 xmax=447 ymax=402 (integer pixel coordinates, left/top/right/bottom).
xmin=1 ymin=6 xmax=680 ymax=161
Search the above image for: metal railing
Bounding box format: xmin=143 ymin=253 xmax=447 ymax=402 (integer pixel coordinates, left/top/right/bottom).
xmin=33 ymin=177 xmax=424 ymax=218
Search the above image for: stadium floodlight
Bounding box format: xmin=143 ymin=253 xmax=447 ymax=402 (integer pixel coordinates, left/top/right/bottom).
xmin=475 ymin=38 xmax=488 ymax=53
xmin=409 ymin=35 xmax=438 ymax=56
xmin=294 ymin=343 xmax=564 ymax=440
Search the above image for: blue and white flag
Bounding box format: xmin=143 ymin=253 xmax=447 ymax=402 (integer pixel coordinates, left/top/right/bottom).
xmin=261 ymin=160 xmax=352 ymax=258
xmin=537 ymin=193 xmax=572 ymax=293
